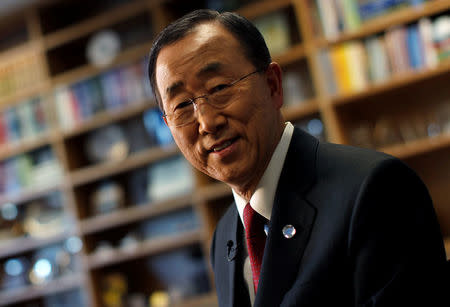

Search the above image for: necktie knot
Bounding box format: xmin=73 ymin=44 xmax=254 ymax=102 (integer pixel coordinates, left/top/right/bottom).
xmin=243 ymin=203 xmax=266 ymax=294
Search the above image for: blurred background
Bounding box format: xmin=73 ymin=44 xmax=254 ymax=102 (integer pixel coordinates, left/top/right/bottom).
xmin=0 ymin=0 xmax=448 ymax=306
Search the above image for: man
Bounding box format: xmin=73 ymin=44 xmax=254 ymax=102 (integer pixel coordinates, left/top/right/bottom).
xmin=148 ymin=9 xmax=447 ymax=307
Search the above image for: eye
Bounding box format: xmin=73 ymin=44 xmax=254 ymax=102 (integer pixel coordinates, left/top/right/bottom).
xmin=174 ymin=99 xmax=193 ymax=111
xmin=210 ymin=83 xmax=230 ymax=94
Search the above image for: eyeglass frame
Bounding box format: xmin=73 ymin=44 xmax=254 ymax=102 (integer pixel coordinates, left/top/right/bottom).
xmin=162 ymin=68 xmax=263 ymax=127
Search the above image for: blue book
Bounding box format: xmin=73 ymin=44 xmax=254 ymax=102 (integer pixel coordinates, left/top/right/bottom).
xmin=406 ymin=24 xmax=423 ymax=69
xmin=99 ymin=70 xmax=122 ymax=110
xmin=87 ymin=78 xmax=105 ymax=114
xmin=4 ymin=108 xmax=21 ymax=142
xmin=72 ymin=81 xmax=92 ymax=120
xmin=358 ymin=0 xmax=406 ymax=21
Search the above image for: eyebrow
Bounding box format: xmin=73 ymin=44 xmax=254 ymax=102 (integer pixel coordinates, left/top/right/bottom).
xmin=166 ymin=81 xmax=183 ymax=98
xmin=165 ymin=62 xmax=224 ymax=99
xmin=196 ymin=62 xmax=223 ymax=77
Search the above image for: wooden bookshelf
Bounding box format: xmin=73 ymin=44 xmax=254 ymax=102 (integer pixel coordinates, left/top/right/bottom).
xmin=381 ymin=133 xmax=450 ymax=160
xmin=331 ymin=59 xmax=450 ymax=106
xmin=0 ymin=231 xmax=73 ymax=259
xmin=315 ymin=0 xmax=450 ymax=48
xmin=61 ymin=100 xmax=156 ymax=138
xmin=86 ymin=229 xmax=203 ymax=270
xmin=0 ymin=132 xmax=57 ymax=161
xmin=44 ymin=0 xmax=150 ymax=49
xmin=0 ymin=0 xmax=449 ymax=306
xmin=51 ymin=41 xmax=153 ymax=86
xmin=172 ymin=292 xmax=218 ymax=307
xmin=80 ymin=194 xmax=194 ymax=235
xmin=274 ymin=43 xmax=307 ymax=66
xmin=0 ymin=274 xmax=83 ymax=307
xmin=282 ymin=99 xmax=320 ymax=121
xmin=68 ymin=145 xmax=179 ymax=186
xmin=0 ymin=182 xmax=64 ymax=206
xmin=444 ymin=236 xmax=450 ymax=260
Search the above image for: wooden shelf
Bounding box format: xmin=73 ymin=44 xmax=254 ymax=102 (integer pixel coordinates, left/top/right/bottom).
xmin=282 ymin=99 xmax=319 ymax=121
xmin=173 ymin=292 xmax=218 ymax=307
xmin=0 ymin=132 xmax=57 ymax=161
xmin=61 ymin=100 xmax=156 ymax=138
xmin=380 ymin=133 xmax=450 ymax=160
xmin=0 ymin=81 xmax=50 ymax=110
xmin=0 ymin=182 xmax=63 ymax=206
xmin=0 ymin=231 xmax=72 ymax=259
xmin=86 ymin=229 xmax=203 ymax=269
xmin=444 ymin=236 xmax=450 ymax=260
xmin=80 ymin=193 xmax=194 ymax=235
xmin=51 ymin=41 xmax=153 ymax=86
xmin=44 ymin=0 xmax=149 ymax=49
xmin=69 ymin=145 xmax=179 ymax=186
xmin=237 ymin=0 xmax=291 ymax=20
xmin=315 ymin=0 xmax=450 ymax=48
xmin=0 ymin=274 xmax=83 ymax=307
xmin=195 ymin=182 xmax=232 ymax=202
xmin=273 ymin=43 xmax=307 ymax=67
xmin=331 ymin=59 xmax=450 ymax=106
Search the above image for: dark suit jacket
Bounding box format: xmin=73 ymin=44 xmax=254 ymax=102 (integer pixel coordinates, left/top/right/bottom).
xmin=210 ymin=128 xmax=447 ymax=307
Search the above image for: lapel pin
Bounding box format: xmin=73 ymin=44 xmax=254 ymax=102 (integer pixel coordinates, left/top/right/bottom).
xmin=264 ymin=224 xmax=269 ymax=236
xmin=282 ymin=225 xmax=296 ymax=239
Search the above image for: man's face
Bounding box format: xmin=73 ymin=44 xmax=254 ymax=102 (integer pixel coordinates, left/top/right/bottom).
xmin=155 ymin=22 xmax=284 ymax=195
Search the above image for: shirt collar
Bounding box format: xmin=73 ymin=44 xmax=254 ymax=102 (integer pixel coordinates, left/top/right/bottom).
xmin=233 ymin=122 xmax=294 ymax=225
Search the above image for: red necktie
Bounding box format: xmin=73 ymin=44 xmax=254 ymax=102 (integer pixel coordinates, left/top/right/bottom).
xmin=243 ymin=202 xmax=267 ymax=293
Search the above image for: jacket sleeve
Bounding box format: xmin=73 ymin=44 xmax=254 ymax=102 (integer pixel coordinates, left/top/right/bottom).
xmin=348 ymin=158 xmax=447 ymax=307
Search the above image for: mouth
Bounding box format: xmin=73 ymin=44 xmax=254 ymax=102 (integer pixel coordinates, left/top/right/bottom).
xmin=209 ymin=137 xmax=239 ymax=153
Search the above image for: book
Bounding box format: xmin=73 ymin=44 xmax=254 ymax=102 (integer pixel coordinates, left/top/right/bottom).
xmin=4 ymin=107 xmax=21 ymax=143
xmin=418 ymin=18 xmax=438 ymax=68
xmin=358 ymin=0 xmax=408 ymax=21
xmin=147 ymin=156 xmax=193 ymax=201
xmin=254 ymin=11 xmax=291 ymax=55
xmin=16 ymin=100 xmax=36 ymax=140
xmin=365 ymin=36 xmax=391 ymax=83
xmin=316 ymin=0 xmax=340 ymax=39
xmin=406 ymin=24 xmax=424 ymax=69
xmin=31 ymin=98 xmax=48 ymax=135
xmin=54 ymin=87 xmax=75 ymax=130
xmin=317 ymin=50 xmax=338 ymax=95
xmin=329 ymin=43 xmax=353 ymax=94
xmin=342 ymin=0 xmax=362 ymax=31
xmin=346 ymin=41 xmax=369 ymax=91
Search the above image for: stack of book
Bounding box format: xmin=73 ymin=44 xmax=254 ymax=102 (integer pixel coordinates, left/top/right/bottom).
xmin=320 ymin=14 xmax=449 ymax=95
xmin=316 ymin=0 xmax=428 ymax=38
xmin=0 ymin=98 xmax=49 ymax=146
xmin=0 ymin=147 xmax=62 ymax=196
xmin=54 ymin=57 xmax=153 ymax=130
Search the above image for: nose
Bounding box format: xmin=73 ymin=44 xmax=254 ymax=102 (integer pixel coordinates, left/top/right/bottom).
xmin=195 ymin=101 xmax=226 ymax=135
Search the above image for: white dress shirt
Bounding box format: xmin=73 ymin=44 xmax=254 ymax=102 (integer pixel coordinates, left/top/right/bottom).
xmin=231 ymin=121 xmax=294 ymax=304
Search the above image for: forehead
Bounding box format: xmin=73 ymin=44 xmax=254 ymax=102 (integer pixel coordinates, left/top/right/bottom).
xmin=155 ymin=22 xmax=252 ymax=98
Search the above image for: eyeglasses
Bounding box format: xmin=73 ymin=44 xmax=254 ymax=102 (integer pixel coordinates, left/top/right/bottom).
xmin=163 ymin=69 xmax=261 ymax=127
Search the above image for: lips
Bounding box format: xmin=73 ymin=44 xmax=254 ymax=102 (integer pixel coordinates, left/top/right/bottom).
xmin=208 ymin=137 xmax=239 ymax=153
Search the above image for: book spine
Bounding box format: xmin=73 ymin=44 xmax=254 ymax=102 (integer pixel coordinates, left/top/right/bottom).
xmin=346 ymin=41 xmax=369 ymax=91
xmin=406 ymin=24 xmax=424 ymax=69
xmin=342 ymin=0 xmax=361 ymax=31
xmin=329 ymin=43 xmax=353 ymax=94
xmin=316 ymin=0 xmax=340 ymax=39
xmin=54 ymin=86 xmax=76 ymax=130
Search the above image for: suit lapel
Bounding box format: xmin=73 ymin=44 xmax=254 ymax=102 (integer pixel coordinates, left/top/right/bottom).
xmin=254 ymin=128 xmax=319 ymax=306
xmin=220 ymin=204 xmax=242 ymax=307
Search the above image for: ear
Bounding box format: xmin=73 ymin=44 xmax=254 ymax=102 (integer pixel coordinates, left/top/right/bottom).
xmin=265 ymin=62 xmax=284 ymax=109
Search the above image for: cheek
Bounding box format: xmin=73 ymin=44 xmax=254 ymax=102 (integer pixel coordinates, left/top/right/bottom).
xmin=172 ymin=130 xmax=204 ymax=167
